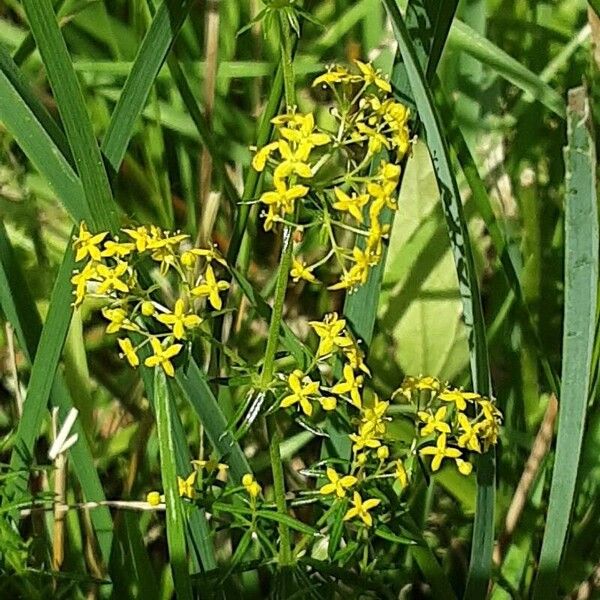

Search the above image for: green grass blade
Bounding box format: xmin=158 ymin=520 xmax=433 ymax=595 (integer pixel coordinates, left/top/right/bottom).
xmin=7 ymin=240 xmax=76 ymax=499
xmin=0 ymin=46 xmax=85 ymax=221
xmin=20 ymin=0 xmax=117 ymax=232
xmin=175 ymin=360 xmax=251 ymax=482
xmin=447 ymin=19 xmax=566 ymax=119
xmin=382 ymin=2 xmax=494 ymax=595
xmin=154 ymin=368 xmax=193 ymax=600
xmin=0 ymin=222 xmax=113 ymax=566
xmin=101 ymin=0 xmax=194 ymax=171
xmin=533 ymin=87 xmax=598 ymax=598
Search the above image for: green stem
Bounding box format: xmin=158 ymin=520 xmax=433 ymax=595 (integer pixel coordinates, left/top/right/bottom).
xmin=268 ymin=426 xmax=292 ymax=565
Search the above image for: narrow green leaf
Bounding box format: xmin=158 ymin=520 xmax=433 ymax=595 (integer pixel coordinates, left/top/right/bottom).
xmin=154 ymin=368 xmax=193 ymax=600
xmin=533 ymin=87 xmax=598 ymax=598
xmin=0 ymin=222 xmax=113 ymax=566
xmin=382 ymin=2 xmax=494 ymax=595
xmin=102 ymin=0 xmax=194 ymax=171
xmin=20 ymin=0 xmax=117 ymax=232
xmin=0 ymin=46 xmax=84 ymax=221
xmin=447 ymin=19 xmax=566 ymax=118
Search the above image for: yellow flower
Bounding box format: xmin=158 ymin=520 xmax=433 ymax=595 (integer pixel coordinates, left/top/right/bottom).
xmin=280 ymin=370 xmax=320 ymax=417
xmin=260 ymin=179 xmax=309 ymax=215
xmin=122 ymin=225 xmax=162 ymax=252
xmin=342 ymin=342 xmax=371 ymax=376
xmin=96 ymin=261 xmax=130 ymax=294
xmin=178 ymin=471 xmax=196 ymax=499
xmin=156 ymin=298 xmax=202 ymax=340
xmin=395 ymin=459 xmax=408 ymax=487
xmin=332 ymin=188 xmax=369 ymax=223
xmin=180 ymin=246 xmax=227 ymax=268
xmin=274 ymin=140 xmax=313 ymax=181
xmin=102 ymin=307 xmax=136 ymax=334
xmin=73 ymin=222 xmax=107 ymax=262
xmin=361 ymin=396 xmax=389 ymax=435
xmin=141 ymin=301 xmax=155 ymax=316
xmin=376 ymin=445 xmax=389 ymax=460
xmin=354 ymin=60 xmax=391 ymax=93
xmin=242 ymin=473 xmax=261 ymax=499
xmin=146 ymin=491 xmax=162 ymax=506
xmin=420 ymin=433 xmax=462 ymax=472
xmin=331 ymin=363 xmax=363 ymax=408
xmin=417 ymin=407 xmax=451 ymax=437
xmin=319 ymin=396 xmax=337 ymax=411
xmin=144 ymin=337 xmax=183 ymax=377
xmin=308 ymin=313 xmax=352 ymax=357
xmin=438 ymin=388 xmax=479 ymax=411
xmin=252 ymin=141 xmax=279 ymax=172
xmin=191 ymin=458 xmax=229 ymax=478
xmin=191 ymin=264 xmax=230 ymax=310
xmin=456 ymin=458 xmax=473 ymax=476
xmin=290 ymin=258 xmax=317 ymax=283
xmin=118 ymin=337 xmax=139 ymax=367
xmin=279 ymin=112 xmax=330 ymax=147
xmin=71 ymin=261 xmax=98 ymax=306
xmin=343 ymin=491 xmax=381 ymax=527
xmin=355 ymin=122 xmax=390 ymax=155
xmin=312 ymin=65 xmax=358 ymax=87
xmin=319 ymin=467 xmax=357 ymax=498
xmin=101 ymin=240 xmax=134 ymax=258
xmin=367 ymin=179 xmax=397 ymax=210
xmin=349 ymin=421 xmax=381 ymax=452
xmin=457 ymin=413 xmax=481 ymax=453
xmin=328 ymin=264 xmax=365 ymax=292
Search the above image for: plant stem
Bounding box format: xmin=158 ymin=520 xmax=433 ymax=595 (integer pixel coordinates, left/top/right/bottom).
xmin=268 ymin=426 xmax=292 ymax=565
xmin=257 ymin=9 xmax=298 ymax=568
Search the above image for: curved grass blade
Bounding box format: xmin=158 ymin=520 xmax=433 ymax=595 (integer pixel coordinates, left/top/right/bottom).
xmin=7 ymin=240 xmax=76 ymax=500
xmin=154 ymin=368 xmax=193 ymax=600
xmin=447 ymin=19 xmax=566 ymax=119
xmin=0 ymin=222 xmax=113 ymax=566
xmin=20 ymin=0 xmax=117 ymax=232
xmin=0 ymin=46 xmax=83 ymax=221
xmin=532 ymin=87 xmax=598 ymax=599
xmin=382 ymin=2 xmax=494 ymax=595
xmin=102 ymin=0 xmax=194 ymax=171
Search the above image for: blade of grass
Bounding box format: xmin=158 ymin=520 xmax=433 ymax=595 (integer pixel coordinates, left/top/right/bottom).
xmin=0 ymin=221 xmax=113 ymax=566
xmin=6 ymin=240 xmax=76 ymax=499
xmin=382 ymin=2 xmax=494 ymax=596
xmin=20 ymin=0 xmax=117 ymax=232
xmin=154 ymin=368 xmax=193 ymax=600
xmin=102 ymin=0 xmax=194 ymax=171
xmin=532 ymin=87 xmax=598 ymax=598
xmin=447 ymin=19 xmax=566 ymax=119
xmin=0 ymin=46 xmax=84 ymax=221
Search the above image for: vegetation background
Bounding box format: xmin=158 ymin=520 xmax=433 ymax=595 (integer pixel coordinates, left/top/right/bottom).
xmin=0 ymin=0 xmax=599 ymax=598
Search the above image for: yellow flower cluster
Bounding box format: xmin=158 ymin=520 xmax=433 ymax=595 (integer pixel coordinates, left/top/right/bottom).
xmin=396 ymin=375 xmax=503 ymax=475
xmin=279 ymin=313 xmax=369 ymax=417
xmin=70 ymin=222 xmax=230 ymax=377
xmin=252 ymin=61 xmax=411 ymax=292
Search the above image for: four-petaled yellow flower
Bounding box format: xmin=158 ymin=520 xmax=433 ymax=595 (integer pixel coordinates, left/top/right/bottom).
xmin=96 ymin=262 xmax=129 ymax=294
xmin=191 ymin=264 xmax=230 ymax=310
xmin=343 ymin=491 xmax=381 ymax=527
xmin=73 ymin=222 xmax=107 ymax=262
xmin=320 ymin=467 xmax=357 ymax=498
xmin=260 ymin=179 xmax=309 ymax=215
xmin=242 ymin=474 xmax=261 ymax=499
xmin=309 ymin=313 xmax=352 ymax=358
xmin=157 ymin=298 xmax=202 ymax=340
xmin=420 ymin=433 xmax=462 ymax=472
xmin=274 ymin=140 xmax=313 ymax=181
xmin=417 ymin=406 xmax=451 ymax=437
xmin=355 ymin=60 xmax=392 ymax=93
xmin=118 ymin=337 xmax=139 ymax=367
xmin=349 ymin=421 xmax=381 ymax=452
xmin=101 ymin=240 xmax=134 ymax=258
xmin=438 ymin=388 xmax=480 ymax=411
xmin=331 ymin=363 xmax=363 ymax=408
xmin=144 ymin=337 xmax=183 ymax=377
xmin=332 ymin=188 xmax=369 ymax=223
xmin=457 ymin=413 xmax=481 ymax=453
xmin=280 ymin=370 xmax=320 ymax=417
xmin=290 ymin=258 xmax=316 ymax=283
xmin=178 ymin=471 xmax=196 ymax=499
